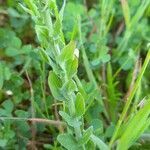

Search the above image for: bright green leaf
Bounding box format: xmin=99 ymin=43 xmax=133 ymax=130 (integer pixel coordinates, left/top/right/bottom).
xmin=64 ymin=79 xmax=78 ymax=94
xmin=117 ymin=100 xmax=150 ymax=150
xmin=59 ymin=111 xmax=81 ymax=127
xmin=79 ymin=126 xmax=93 ymax=145
xmin=59 ymin=41 xmax=76 ymax=62
xmin=48 ymin=71 xmax=63 ymax=101
xmin=66 ymin=57 xmax=78 ymax=78
xmin=39 ymin=48 xmax=51 ymax=64
xmin=75 ymin=92 xmax=85 ymax=117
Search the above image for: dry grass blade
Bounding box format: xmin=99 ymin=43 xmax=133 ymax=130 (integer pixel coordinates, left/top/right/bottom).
xmin=0 ymin=117 xmax=66 ymax=127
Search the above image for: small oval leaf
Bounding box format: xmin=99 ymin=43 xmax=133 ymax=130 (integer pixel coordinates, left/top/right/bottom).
xmin=48 ymin=71 xmax=63 ymax=101
xmin=75 ymin=92 xmax=85 ymax=117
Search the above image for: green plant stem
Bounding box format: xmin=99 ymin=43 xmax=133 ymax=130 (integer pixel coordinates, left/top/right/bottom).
xmin=68 ymin=97 xmax=85 ymax=149
xmin=68 ymin=98 xmax=76 ymax=117
xmin=74 ymin=119 xmax=82 ymax=139
xmin=78 ymin=16 xmax=98 ymax=89
xmin=41 ymin=61 xmax=49 ymax=118
xmin=109 ymin=49 xmax=150 ymax=147
xmin=68 ymin=97 xmax=82 ymax=137
xmin=130 ymin=82 xmax=142 ymax=114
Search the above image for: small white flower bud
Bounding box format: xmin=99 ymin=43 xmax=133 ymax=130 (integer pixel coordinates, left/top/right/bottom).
xmin=5 ymin=90 xmax=13 ymax=96
xmin=74 ymin=48 xmax=79 ymax=58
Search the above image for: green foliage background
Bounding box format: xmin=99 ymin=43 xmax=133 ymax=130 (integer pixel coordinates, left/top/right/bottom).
xmin=0 ymin=0 xmax=150 ymax=149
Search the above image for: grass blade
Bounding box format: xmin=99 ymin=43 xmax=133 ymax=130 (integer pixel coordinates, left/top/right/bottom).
xmin=117 ymin=100 xmax=150 ymax=150
xmin=109 ymin=49 xmax=150 ymax=147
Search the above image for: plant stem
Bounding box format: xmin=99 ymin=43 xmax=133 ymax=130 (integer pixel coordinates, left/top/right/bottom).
xmin=68 ymin=97 xmax=82 ymax=138
xmin=109 ymin=49 xmax=150 ymax=147
xmin=25 ymin=70 xmax=36 ymax=148
xmin=41 ymin=61 xmax=49 ymax=118
xmin=68 ymin=97 xmax=85 ymax=149
xmin=0 ymin=117 xmax=66 ymax=126
xmin=78 ymin=16 xmax=98 ymax=89
xmin=68 ymin=98 xmax=76 ymax=116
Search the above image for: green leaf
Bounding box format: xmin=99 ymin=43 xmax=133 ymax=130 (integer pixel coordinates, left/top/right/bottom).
xmin=11 ymin=74 xmax=24 ymax=86
xmin=10 ymin=37 xmax=22 ymax=49
xmin=66 ymin=57 xmax=78 ymax=78
xmin=64 ymin=79 xmax=78 ymax=94
xmin=15 ymin=110 xmax=30 ymax=133
xmin=75 ymin=92 xmax=85 ymax=117
xmin=117 ymin=100 xmax=150 ymax=150
xmin=0 ymin=29 xmax=21 ymax=48
xmin=106 ymin=62 xmax=120 ymax=122
xmin=48 ymin=71 xmax=63 ymax=101
xmin=35 ymin=25 xmax=49 ymax=47
xmin=5 ymin=47 xmax=21 ymax=57
xmin=7 ymin=8 xmax=21 ymax=18
xmin=44 ymin=9 xmax=53 ymax=36
xmin=19 ymin=3 xmax=33 ymax=16
xmin=71 ymin=23 xmax=78 ymax=41
xmin=120 ymin=0 xmax=131 ymax=28
xmin=101 ymin=54 xmax=111 ymax=63
xmin=21 ymin=45 xmax=32 ymax=54
xmin=65 ymin=2 xmax=85 ymax=17
xmin=3 ymin=66 xmax=11 ymax=80
xmin=2 ymin=100 xmax=14 ymax=113
xmin=59 ymin=111 xmax=81 ymax=127
xmin=0 ymin=108 xmax=11 ymax=117
xmin=59 ymin=111 xmax=72 ymax=125
xmin=53 ymin=18 xmax=62 ymax=37
xmin=118 ymin=55 xmax=134 ymax=70
xmin=90 ymin=134 xmax=109 ymax=150
xmin=59 ymin=0 xmax=66 ymax=22
xmin=57 ymin=133 xmax=79 ymax=150
xmin=90 ymin=119 xmax=103 ymax=134
xmin=24 ymin=0 xmax=39 ymax=16
xmin=0 ymin=139 xmax=7 ymax=148
xmin=59 ymin=41 xmax=76 ymax=62
xmin=39 ymin=48 xmax=51 ymax=64
xmin=15 ymin=110 xmax=30 ymax=118
xmin=105 ymin=123 xmax=115 ymax=138
xmin=79 ymin=126 xmax=93 ymax=145
xmin=91 ymin=59 xmax=101 ymax=67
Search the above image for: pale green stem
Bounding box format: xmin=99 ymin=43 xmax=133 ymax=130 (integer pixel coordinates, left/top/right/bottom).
xmin=68 ymin=98 xmax=84 ymax=149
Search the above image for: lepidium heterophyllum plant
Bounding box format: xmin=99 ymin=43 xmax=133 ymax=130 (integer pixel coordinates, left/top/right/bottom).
xmin=21 ymin=0 xmax=108 ymax=149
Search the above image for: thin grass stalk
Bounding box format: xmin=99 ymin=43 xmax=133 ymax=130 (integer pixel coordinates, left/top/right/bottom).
xmin=109 ymin=49 xmax=150 ymax=147
xmin=40 ymin=61 xmax=49 ymax=118
xmin=78 ymin=16 xmax=98 ymax=89
xmin=25 ymin=70 xmax=37 ymax=148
